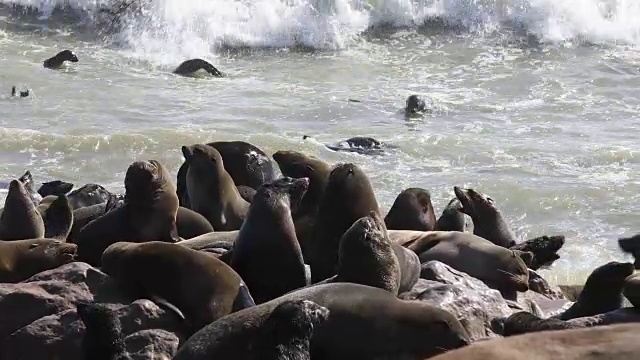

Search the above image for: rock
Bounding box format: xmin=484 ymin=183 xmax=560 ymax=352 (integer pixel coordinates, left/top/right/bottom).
xmin=0 ymin=262 xmax=185 ymax=360
xmin=400 ymin=261 xmax=513 ymax=341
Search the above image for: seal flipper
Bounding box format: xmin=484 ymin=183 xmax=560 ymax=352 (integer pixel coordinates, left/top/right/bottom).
xmin=231 ymin=281 xmax=256 ymax=312
xmin=43 ymin=195 xmax=74 ymax=240
xmin=76 ymin=301 xmax=127 ymax=360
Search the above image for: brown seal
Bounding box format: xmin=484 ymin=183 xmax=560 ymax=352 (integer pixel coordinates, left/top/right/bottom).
xmin=389 ymin=230 xmax=531 ymax=299
xmin=172 ymin=282 xmax=470 ymax=360
xmin=435 ymin=198 xmax=467 ymax=231
xmin=429 ymin=323 xmax=640 ymax=360
xmin=230 ymin=177 xmax=309 ymax=304
xmin=497 ymin=311 xmax=582 ymax=337
xmin=101 ymin=241 xmax=255 ymax=333
xmin=623 ymin=272 xmax=640 ymax=308
xmin=510 ymin=235 xmax=565 ymax=270
xmin=36 ymin=194 xmax=74 ymax=240
xmin=308 ymin=163 xmax=380 ymax=283
xmin=384 ymin=187 xmax=437 ymax=231
xmin=75 ymin=160 xmax=180 ymax=266
xmin=181 ymin=144 xmax=249 ymax=231
xmin=618 ymin=233 xmax=640 ymax=268
xmin=453 ymin=186 xmax=517 ymax=248
xmin=0 ymin=238 xmax=77 ymax=283
xmin=321 ymin=211 xmax=401 ymax=295
xmin=0 ymin=179 xmax=45 ymax=240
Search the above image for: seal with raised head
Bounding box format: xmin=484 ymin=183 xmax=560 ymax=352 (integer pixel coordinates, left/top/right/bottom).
xmin=230 ymin=177 xmax=309 ymax=303
xmin=302 ymin=135 xmax=396 ymax=156
xmin=43 ymin=49 xmax=79 ymax=69
xmin=510 ymin=235 xmax=565 ymax=270
xmin=390 ymin=230 xmax=531 ymax=299
xmin=37 ymin=180 xmax=74 ymax=198
xmin=173 ymin=282 xmax=470 ymax=360
xmin=18 ymin=170 xmax=42 ymax=205
xmin=253 ymin=300 xmax=329 ymax=360
xmin=75 ymin=160 xmax=181 ymax=266
xmin=308 ymin=163 xmax=381 ymax=283
xmin=552 ymin=261 xmax=634 ymax=320
xmin=435 ymin=198 xmax=467 ymax=231
xmin=453 ymin=186 xmax=517 ymax=248
xmin=0 ymin=179 xmax=45 ymax=240
xmin=101 ymin=241 xmax=255 ymax=333
xmin=36 ymin=194 xmax=74 ymax=240
xmin=385 ymin=187 xmax=437 ymax=231
xmin=182 ymin=144 xmax=250 ymax=231
xmin=0 ymin=238 xmax=77 ymax=283
xmin=174 ymin=58 xmax=223 ymax=77
xmin=321 ymin=211 xmax=401 ymax=295
xmin=177 ymin=141 xmax=276 ymax=208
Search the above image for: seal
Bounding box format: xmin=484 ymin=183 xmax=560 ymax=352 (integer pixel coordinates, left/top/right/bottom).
xmin=435 ymin=198 xmax=467 ymax=231
xmin=75 ymin=160 xmax=181 ymax=266
xmin=177 ymin=140 xmax=276 ymax=208
xmin=37 ymin=180 xmax=74 ymax=198
xmin=405 ymin=94 xmax=426 ymax=114
xmin=181 ymin=144 xmax=250 ymax=231
xmin=173 ymin=58 xmax=223 ymax=77
xmin=429 ymin=323 xmax=640 ymax=360
xmin=236 ymin=185 xmax=256 ymax=203
xmin=230 ymin=177 xmax=309 ymax=303
xmin=18 ymin=170 xmax=42 ymax=205
xmin=76 ymin=301 xmax=126 ymax=360
xmin=499 ymin=311 xmax=582 ymax=336
xmin=43 ymin=49 xmax=79 ymax=69
xmin=66 ymin=183 xmax=121 ymax=209
xmin=0 ymin=179 xmax=45 ymax=240
xmin=623 ymin=272 xmax=640 ymax=309
xmin=175 ymin=207 xmax=215 ymax=239
xmin=36 ymin=194 xmax=74 ymax=240
xmin=307 ymin=162 xmax=381 ymax=283
xmin=11 ymin=86 xmax=29 ymax=98
xmin=172 ymin=282 xmax=470 ymax=360
xmin=389 ymin=230 xmax=531 ymax=299
xmin=0 ymin=238 xmax=77 ymax=283
xmin=302 ymin=135 xmax=396 ymax=156
xmin=321 ymin=211 xmax=401 ymax=295
xmin=510 ymin=235 xmax=565 ymax=270
xmin=385 ymin=187 xmax=437 ymax=231
xmin=253 ymin=300 xmax=329 ymax=360
xmin=101 ymin=241 xmax=255 ymax=333
xmin=618 ymin=233 xmax=640 ymax=268
xmin=552 ymin=261 xmax=634 ymax=320
xmin=453 ymin=186 xmax=517 ymax=248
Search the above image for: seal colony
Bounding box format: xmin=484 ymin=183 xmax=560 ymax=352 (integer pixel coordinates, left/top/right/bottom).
xmin=0 ymin=139 xmax=638 ymax=360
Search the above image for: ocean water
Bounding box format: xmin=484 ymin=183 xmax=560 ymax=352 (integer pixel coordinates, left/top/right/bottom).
xmin=0 ymin=0 xmax=638 ymax=285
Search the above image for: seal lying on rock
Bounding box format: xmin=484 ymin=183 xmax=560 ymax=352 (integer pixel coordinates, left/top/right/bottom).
xmin=435 ymin=198 xmax=468 ymax=231
xmin=37 ymin=180 xmax=74 ymax=198
xmin=499 ymin=311 xmax=582 ymax=336
xmin=0 ymin=238 xmax=77 ymax=283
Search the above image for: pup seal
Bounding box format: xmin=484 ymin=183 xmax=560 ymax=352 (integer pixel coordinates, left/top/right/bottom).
xmin=510 ymin=235 xmax=565 ymax=270
xmin=454 ymin=186 xmax=516 ymax=248
xmin=77 ymin=302 xmax=126 ymax=360
xmin=253 ymin=300 xmax=329 ymax=360
xmin=0 ymin=238 xmax=77 ymax=283
xmin=182 ymin=144 xmax=250 ymax=231
xmin=173 ymin=283 xmax=470 ymax=360
xmin=436 ymin=198 xmax=467 ymax=231
xmin=390 ymin=230 xmax=531 ymax=299
xmin=553 ymin=261 xmax=634 ymax=320
xmin=320 ymin=211 xmax=401 ymax=295
xmin=75 ymin=160 xmax=181 ymax=266
xmin=101 ymin=241 xmax=255 ymax=332
xmin=308 ymin=163 xmax=381 ymax=283
xmin=385 ymin=187 xmax=437 ymax=231
xmin=174 ymin=59 xmax=223 ymax=77
xmin=43 ymin=49 xmax=79 ymax=69
xmin=0 ymin=179 xmax=45 ymax=240
xmin=230 ymin=177 xmax=309 ymax=304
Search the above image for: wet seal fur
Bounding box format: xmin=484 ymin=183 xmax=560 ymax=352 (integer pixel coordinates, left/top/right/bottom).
xmin=77 ymin=301 xmax=126 ymax=360
xmin=43 ymin=49 xmax=79 ymax=69
xmin=454 ymin=186 xmax=516 ymax=248
xmin=37 ymin=180 xmax=74 ymax=198
xmin=182 ymin=144 xmax=249 ymax=231
xmin=552 ymin=261 xmax=634 ymax=320
xmin=390 ymin=230 xmax=531 ymax=299
xmin=173 ymin=282 xmax=470 ymax=360
xmin=101 ymin=241 xmax=255 ymax=333
xmin=230 ymin=177 xmax=309 ymax=303
xmin=385 ymin=187 xmax=437 ymax=231
xmin=497 ymin=311 xmax=582 ymax=337
xmin=435 ymin=198 xmax=467 ymax=231
xmin=308 ymin=163 xmax=381 ymax=283
xmin=0 ymin=179 xmax=45 ymax=240
xmin=510 ymin=235 xmax=565 ymax=270
xmin=320 ymin=211 xmax=402 ymax=295
xmin=0 ymin=238 xmax=77 ymax=283
xmin=174 ymin=58 xmax=224 ymax=77
xmin=75 ymin=160 xmax=181 ymax=266
xmin=618 ymin=233 xmax=640 ymax=268
xmin=405 ymin=94 xmax=427 ymax=114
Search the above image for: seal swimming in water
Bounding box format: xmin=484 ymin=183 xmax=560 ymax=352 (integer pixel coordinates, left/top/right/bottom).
xmin=552 ymin=261 xmax=634 ymax=320
xmin=101 ymin=241 xmax=255 ymax=333
xmin=0 ymin=238 xmax=77 ymax=283
xmin=307 ymin=163 xmax=381 ymax=283
xmin=182 ymin=144 xmax=250 ymax=231
xmin=390 ymin=230 xmax=531 ymax=299
xmin=172 ymin=283 xmax=470 ymax=360
xmin=405 ymin=94 xmax=426 ymax=114
xmin=173 ymin=58 xmax=223 ymax=77
xmin=75 ymin=160 xmax=181 ymax=266
xmin=43 ymin=49 xmax=79 ymax=69
xmin=385 ymin=187 xmax=437 ymax=231
xmin=0 ymin=179 xmax=45 ymax=240
xmin=230 ymin=177 xmax=309 ymax=303
xmin=11 ymin=86 xmax=29 ymax=98
xmin=453 ymin=186 xmax=517 ymax=248
xmin=302 ymin=135 xmax=396 ymax=156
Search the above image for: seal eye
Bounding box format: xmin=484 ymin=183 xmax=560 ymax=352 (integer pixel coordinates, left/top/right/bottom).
xmin=29 ymin=243 xmax=39 ymax=249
